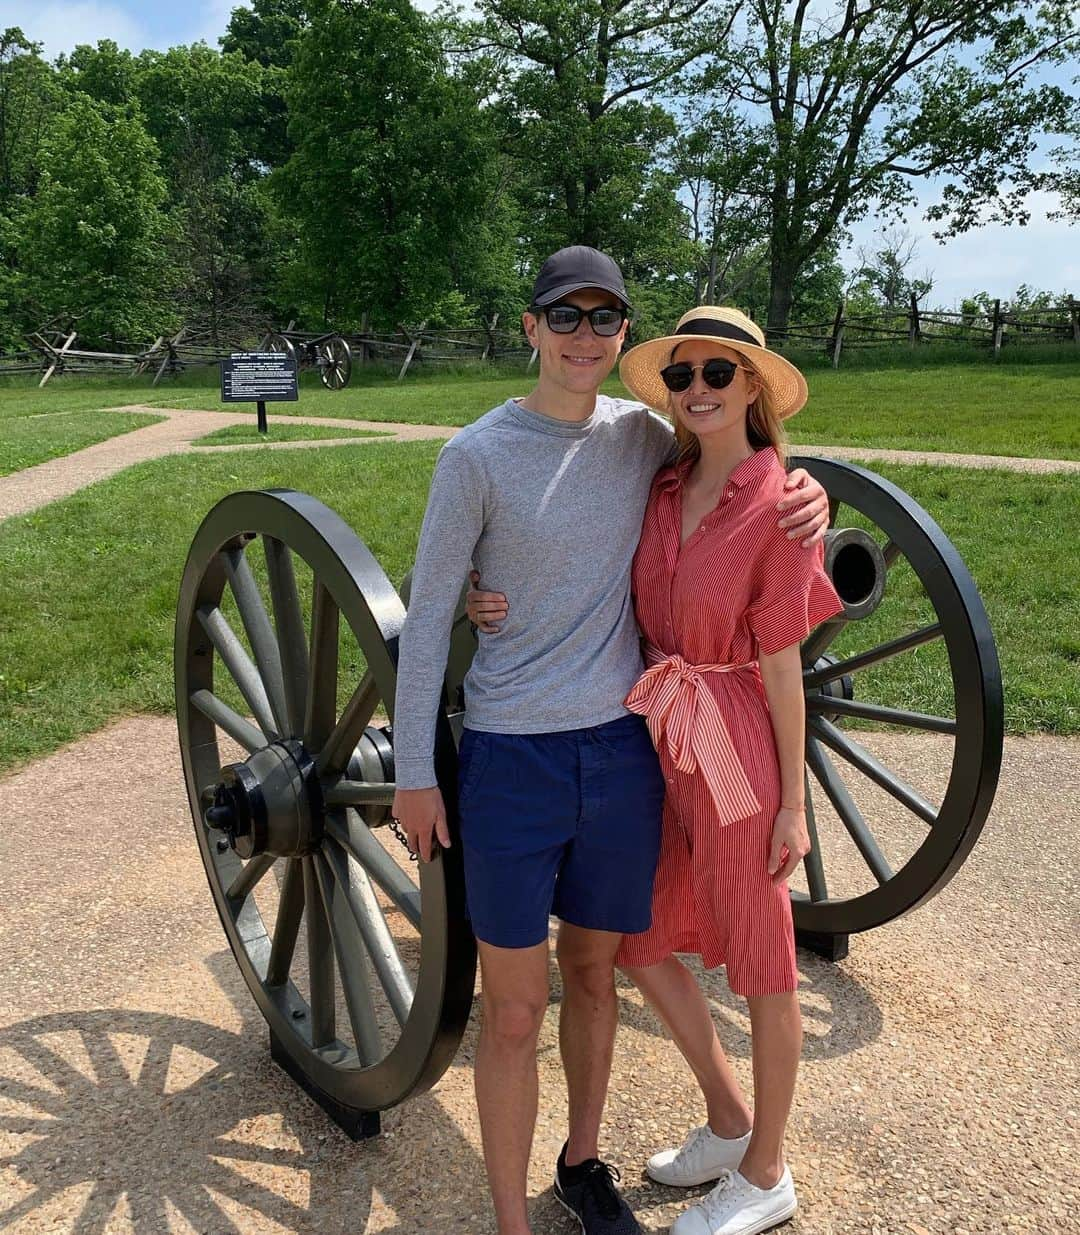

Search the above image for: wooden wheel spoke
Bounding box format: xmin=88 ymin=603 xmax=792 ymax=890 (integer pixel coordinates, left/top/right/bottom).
xmin=263 ymin=535 xmax=309 ymax=736
xmin=197 ymin=605 xmax=278 ymax=738
xmin=302 ymin=857 xmax=336 ymax=1046
xmin=226 ymin=853 xmax=276 ymax=902
xmin=304 ymin=582 xmax=339 ymax=751
xmin=317 ymin=671 xmax=381 ymax=775
xmin=802 ymin=772 xmax=828 ymax=902
xmin=806 ymin=696 xmax=957 ymax=733
xmin=323 ymin=839 xmax=414 ymax=1026
xmin=224 ymin=548 xmax=289 ymax=735
xmin=326 ymin=814 xmax=421 ymax=931
xmin=190 ymin=690 xmax=264 ymax=753
xmin=803 ymin=623 xmax=943 ymax=688
xmin=266 ymin=858 xmax=304 ymax=986
xmin=801 ymin=614 xmax=849 ymax=666
xmin=313 ymin=852 xmax=384 ymax=1066
xmin=810 ymin=716 xmax=938 ymax=826
xmin=882 ymin=539 xmax=902 ymax=567
xmin=806 ymin=738 xmax=893 ymax=886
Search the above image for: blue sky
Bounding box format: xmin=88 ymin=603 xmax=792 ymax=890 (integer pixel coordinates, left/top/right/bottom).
xmin=3 ymin=0 xmax=1076 ymax=308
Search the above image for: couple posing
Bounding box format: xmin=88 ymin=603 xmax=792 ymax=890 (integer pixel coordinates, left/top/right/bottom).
xmin=392 ymin=246 xmax=841 ymax=1235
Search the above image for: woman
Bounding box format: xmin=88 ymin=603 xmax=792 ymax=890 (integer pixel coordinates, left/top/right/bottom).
xmin=613 ymin=306 xmax=842 ymax=1235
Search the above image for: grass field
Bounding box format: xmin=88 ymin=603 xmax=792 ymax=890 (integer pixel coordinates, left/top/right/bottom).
xmin=2 ymin=350 xmax=1078 ymax=458
xmin=193 ymin=422 xmax=391 ymax=445
xmin=0 ymin=439 xmax=1075 ymax=775
xmin=0 ymin=408 xmax=164 ymax=476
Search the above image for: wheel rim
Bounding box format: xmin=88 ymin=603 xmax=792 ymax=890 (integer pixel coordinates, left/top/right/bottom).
xmin=175 ymin=490 xmax=476 ymax=1113
xmin=790 ymin=457 xmax=1003 ymax=935
xmin=318 ymin=337 xmax=352 ymax=390
xmin=264 ymin=333 xmax=297 ymax=364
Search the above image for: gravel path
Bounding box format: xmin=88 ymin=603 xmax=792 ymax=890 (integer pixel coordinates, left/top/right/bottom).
xmin=0 ymin=716 xmax=1075 ymax=1234
xmin=2 ymin=403 xmax=1077 ymax=523
xmin=0 ymin=407 xmax=454 ymax=521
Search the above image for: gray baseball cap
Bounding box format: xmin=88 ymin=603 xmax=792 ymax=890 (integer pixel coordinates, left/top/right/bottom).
xmin=531 ymin=246 xmax=632 ymax=310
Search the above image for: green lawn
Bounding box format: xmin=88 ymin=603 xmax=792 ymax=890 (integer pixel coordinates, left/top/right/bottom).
xmin=0 ymin=440 xmax=1075 ymax=775
xmin=193 ymin=421 xmax=390 ymax=445
xmin=2 ymin=352 xmax=1078 ymax=458
xmin=0 ymin=408 xmax=164 ymax=476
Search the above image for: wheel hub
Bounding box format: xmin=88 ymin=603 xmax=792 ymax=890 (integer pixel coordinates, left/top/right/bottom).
xmin=204 ymin=740 xmax=322 ymax=859
xmin=807 ymin=653 xmax=854 ymax=722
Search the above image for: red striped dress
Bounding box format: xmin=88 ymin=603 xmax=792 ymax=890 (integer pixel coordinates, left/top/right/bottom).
xmin=615 ymin=448 xmax=843 ymax=996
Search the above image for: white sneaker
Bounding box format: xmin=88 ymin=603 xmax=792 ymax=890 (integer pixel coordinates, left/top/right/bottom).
xmin=646 ymin=1125 xmax=753 ymax=1187
xmin=670 ymin=1167 xmax=797 ymax=1235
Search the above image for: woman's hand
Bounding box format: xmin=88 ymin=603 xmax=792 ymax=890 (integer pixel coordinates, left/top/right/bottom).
xmin=466 ymin=569 xmax=509 ymax=634
xmin=777 ymin=469 xmax=829 ymax=547
xmin=768 ymin=805 xmax=811 ymax=884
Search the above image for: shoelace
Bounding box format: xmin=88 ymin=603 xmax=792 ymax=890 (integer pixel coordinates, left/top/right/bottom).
xmin=700 ymin=1170 xmax=749 ymax=1222
xmin=579 ymin=1161 xmax=623 ymax=1220
xmin=678 ymin=1124 xmax=714 ymax=1167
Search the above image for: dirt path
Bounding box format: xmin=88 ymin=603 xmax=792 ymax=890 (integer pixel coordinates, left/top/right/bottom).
xmin=0 ymin=407 xmax=455 ymax=521
xmin=2 ymin=404 xmax=1077 ymax=523
xmin=0 ymin=717 xmax=1075 ymax=1234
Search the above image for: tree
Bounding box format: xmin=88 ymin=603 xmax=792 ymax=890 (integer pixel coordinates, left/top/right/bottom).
xmin=457 ymin=0 xmax=740 ymax=270
xmin=848 ymin=226 xmax=933 ymax=311
xmin=701 ymin=0 xmax=1079 ymax=331
xmin=273 ymin=0 xmax=503 ymax=327
xmin=17 ymin=95 xmax=175 ymax=343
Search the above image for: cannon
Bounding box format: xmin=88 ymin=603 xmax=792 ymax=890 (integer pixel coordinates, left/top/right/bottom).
xmin=175 ymin=457 xmax=1003 ymax=1138
xmin=261 ymin=328 xmax=353 ymax=390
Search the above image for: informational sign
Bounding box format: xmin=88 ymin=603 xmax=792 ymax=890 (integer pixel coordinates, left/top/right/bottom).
xmin=220 ymin=352 xmax=299 ymax=404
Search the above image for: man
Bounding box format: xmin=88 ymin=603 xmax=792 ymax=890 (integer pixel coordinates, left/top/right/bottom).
xmin=391 ymin=246 xmax=827 ymax=1235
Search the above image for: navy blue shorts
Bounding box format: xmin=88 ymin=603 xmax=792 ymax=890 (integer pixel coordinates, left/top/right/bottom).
xmin=456 ymin=713 xmax=666 ymax=948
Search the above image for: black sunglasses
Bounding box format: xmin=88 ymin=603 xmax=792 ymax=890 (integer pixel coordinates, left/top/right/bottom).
xmin=659 ymin=358 xmax=742 ymax=393
xmin=536 ymin=303 xmax=627 ymax=337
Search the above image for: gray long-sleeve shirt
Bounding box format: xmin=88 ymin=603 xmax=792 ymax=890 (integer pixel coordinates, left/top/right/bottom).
xmin=392 ymin=395 xmax=677 ymax=790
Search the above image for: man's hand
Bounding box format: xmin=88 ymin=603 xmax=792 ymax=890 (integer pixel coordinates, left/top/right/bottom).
xmin=778 ymin=469 xmax=829 ymax=547
xmin=466 ymin=569 xmax=509 ymax=634
xmin=391 ymin=786 xmax=450 ymax=862
xmin=768 ymin=806 xmax=811 ymax=884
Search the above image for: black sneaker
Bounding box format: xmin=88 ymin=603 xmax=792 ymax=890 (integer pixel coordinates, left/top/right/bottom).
xmin=554 ymin=1149 xmax=643 ymax=1235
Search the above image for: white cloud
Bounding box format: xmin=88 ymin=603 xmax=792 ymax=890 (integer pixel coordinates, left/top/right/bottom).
xmin=0 ymin=1 xmax=147 ymax=56
xmin=193 ymin=0 xmax=247 ymax=48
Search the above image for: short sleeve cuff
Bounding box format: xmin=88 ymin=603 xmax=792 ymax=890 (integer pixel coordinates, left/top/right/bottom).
xmin=750 ymin=572 xmax=844 ymax=656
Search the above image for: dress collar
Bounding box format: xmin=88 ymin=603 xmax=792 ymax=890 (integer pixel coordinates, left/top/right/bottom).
xmin=654 ymin=447 xmax=779 ymax=494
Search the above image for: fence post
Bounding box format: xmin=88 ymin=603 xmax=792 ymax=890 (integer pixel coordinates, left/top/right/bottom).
xmin=1069 ymin=297 xmax=1080 ymax=345
xmin=829 ymin=298 xmax=846 ymax=369
xmin=397 ymin=320 xmax=428 ymax=381
xmin=358 ymin=311 xmax=371 ymax=365
xmin=908 ymin=292 xmax=921 ymax=346
xmin=481 ymin=313 xmax=499 ymax=362
xmin=992 ymin=299 xmax=1004 ymax=358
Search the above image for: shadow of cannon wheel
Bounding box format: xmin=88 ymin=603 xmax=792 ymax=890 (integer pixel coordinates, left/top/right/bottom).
xmin=0 ymin=1009 xmax=374 ymax=1233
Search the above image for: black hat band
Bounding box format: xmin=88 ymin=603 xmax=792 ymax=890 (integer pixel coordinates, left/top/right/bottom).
xmin=675 ymin=318 xmax=760 ymax=347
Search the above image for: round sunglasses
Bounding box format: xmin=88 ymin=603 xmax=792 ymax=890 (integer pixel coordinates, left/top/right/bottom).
xmin=659 ymin=358 xmax=742 ymax=393
xmin=537 ymin=303 xmax=627 ymax=337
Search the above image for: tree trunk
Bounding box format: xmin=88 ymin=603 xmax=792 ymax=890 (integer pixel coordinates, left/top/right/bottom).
xmin=766 ymin=251 xmax=798 ymax=336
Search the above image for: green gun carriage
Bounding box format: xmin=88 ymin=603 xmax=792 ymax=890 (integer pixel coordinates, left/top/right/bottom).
xmin=175 ymin=457 xmax=1002 ymax=1137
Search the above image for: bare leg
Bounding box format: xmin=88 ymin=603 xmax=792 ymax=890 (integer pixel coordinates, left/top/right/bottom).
xmin=556 ymin=922 xmax=622 ymax=1165
xmin=622 ymin=957 xmax=752 ymax=1138
xmin=739 ymin=991 xmax=802 ymax=1189
xmin=475 ymin=939 xmax=551 ymax=1235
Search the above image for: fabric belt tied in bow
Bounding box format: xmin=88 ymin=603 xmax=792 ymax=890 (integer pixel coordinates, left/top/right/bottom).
xmin=624 ymin=645 xmax=761 ymax=826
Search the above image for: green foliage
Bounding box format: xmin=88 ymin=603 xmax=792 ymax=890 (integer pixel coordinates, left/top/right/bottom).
xmin=272 ymin=0 xmax=503 ymax=328
xmin=16 ymin=94 xmax=176 ymax=342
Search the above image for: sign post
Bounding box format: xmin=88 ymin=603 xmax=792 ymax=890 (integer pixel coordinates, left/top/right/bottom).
xmin=221 ymin=352 xmax=299 ymax=431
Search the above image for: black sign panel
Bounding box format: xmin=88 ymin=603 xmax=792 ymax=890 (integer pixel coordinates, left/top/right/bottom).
xmin=221 ymin=352 xmax=299 ymax=403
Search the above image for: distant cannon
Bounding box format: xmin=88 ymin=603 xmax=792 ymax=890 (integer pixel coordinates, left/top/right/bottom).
xmin=261 ymin=328 xmax=353 ymax=390
xmin=175 ymin=457 xmax=1002 ymax=1136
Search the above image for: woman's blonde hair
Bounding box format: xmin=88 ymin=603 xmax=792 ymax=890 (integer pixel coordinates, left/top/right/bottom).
xmin=672 ymin=352 xmax=788 ymax=465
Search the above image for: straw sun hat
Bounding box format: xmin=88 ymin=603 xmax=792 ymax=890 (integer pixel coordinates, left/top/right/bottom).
xmin=619 ymin=305 xmax=808 ymax=419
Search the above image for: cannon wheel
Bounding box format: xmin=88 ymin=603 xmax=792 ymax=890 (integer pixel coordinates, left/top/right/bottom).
xmin=790 ymin=456 xmax=1003 ymax=938
xmin=318 ymin=336 xmax=353 ymax=390
xmin=175 ymin=490 xmax=476 ymax=1125
xmin=262 ymin=332 xmax=297 ymax=364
